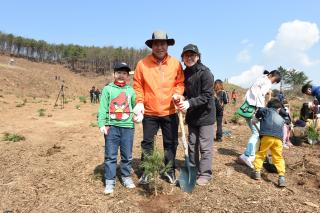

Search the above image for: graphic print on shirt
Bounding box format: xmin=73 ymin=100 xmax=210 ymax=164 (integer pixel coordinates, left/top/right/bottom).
xmin=109 ymin=92 xmax=130 ymax=120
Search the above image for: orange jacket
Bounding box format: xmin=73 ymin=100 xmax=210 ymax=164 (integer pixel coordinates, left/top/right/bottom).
xmin=133 ymin=54 xmax=185 ymax=116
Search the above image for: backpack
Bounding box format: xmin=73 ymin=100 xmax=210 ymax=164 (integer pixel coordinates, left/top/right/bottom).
xmin=215 ymin=90 xmax=228 ymax=112
xmin=225 ymin=91 xmax=230 ymax=104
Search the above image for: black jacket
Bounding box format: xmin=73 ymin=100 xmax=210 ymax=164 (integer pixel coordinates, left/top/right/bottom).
xmin=184 ymin=62 xmax=215 ymax=126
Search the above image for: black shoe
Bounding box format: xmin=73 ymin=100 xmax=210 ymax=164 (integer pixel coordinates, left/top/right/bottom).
xmin=163 ymin=171 xmax=176 ymax=184
xmin=138 ymin=173 xmax=150 ymax=185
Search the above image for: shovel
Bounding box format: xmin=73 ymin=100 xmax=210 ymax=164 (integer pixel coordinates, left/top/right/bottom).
xmin=177 ymin=111 xmax=197 ymax=193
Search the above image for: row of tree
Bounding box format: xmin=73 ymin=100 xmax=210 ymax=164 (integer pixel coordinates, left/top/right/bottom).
xmin=277 ymin=66 xmax=308 ymax=88
xmin=274 ymin=66 xmax=309 ymax=97
xmin=0 ymin=32 xmax=310 ymax=86
xmin=0 ymin=31 xmax=150 ymax=74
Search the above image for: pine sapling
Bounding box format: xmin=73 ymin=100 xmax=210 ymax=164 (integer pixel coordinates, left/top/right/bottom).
xmin=139 ymin=147 xmax=171 ymax=196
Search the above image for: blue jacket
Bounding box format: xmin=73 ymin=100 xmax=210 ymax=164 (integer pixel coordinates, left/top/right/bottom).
xmin=312 ymin=86 xmax=320 ymax=103
xmin=255 ymin=107 xmax=284 ymax=140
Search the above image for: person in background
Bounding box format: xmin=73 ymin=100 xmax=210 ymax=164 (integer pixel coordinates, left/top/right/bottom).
xmin=176 ymin=43 xmax=215 ymax=186
xmin=231 ymin=89 xmax=237 ymax=105
xmin=98 ymin=62 xmax=136 ymax=194
xmin=280 ymin=100 xmax=293 ymax=148
xmin=301 ymin=82 xmax=320 ymax=115
xmin=95 ymin=88 xmax=101 ymax=103
xmin=90 ymin=86 xmax=96 ymax=103
xmin=133 ymin=31 xmax=185 ymax=185
xmin=277 ymin=91 xmax=285 ymax=104
xmin=214 ymin=79 xmax=228 ymax=142
xmin=302 ymin=82 xmax=320 ymax=103
xmin=238 ymin=70 xmax=282 ymax=168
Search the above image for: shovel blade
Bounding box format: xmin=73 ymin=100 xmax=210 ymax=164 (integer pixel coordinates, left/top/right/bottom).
xmin=179 ymin=166 xmax=197 ymax=193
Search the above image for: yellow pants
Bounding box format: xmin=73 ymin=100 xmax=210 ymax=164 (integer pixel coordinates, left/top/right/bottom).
xmin=253 ymin=135 xmax=285 ymax=176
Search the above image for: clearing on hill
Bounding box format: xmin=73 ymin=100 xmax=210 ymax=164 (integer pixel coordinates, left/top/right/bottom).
xmin=0 ymin=55 xmax=319 ymax=212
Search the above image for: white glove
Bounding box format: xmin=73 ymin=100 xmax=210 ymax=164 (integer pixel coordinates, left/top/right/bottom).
xmin=133 ymin=103 xmax=144 ymax=115
xmin=133 ymin=113 xmax=144 ymax=123
xmin=100 ymin=126 xmax=110 ymax=135
xmin=178 ymin=100 xmax=190 ymax=112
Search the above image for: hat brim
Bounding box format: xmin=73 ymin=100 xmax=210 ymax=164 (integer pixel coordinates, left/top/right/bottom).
xmin=181 ymin=49 xmax=200 ymax=57
xmin=145 ymin=39 xmax=175 ymax=48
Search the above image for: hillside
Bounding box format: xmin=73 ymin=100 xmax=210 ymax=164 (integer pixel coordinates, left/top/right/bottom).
xmin=0 ymin=55 xmax=319 ymax=212
xmin=0 ymin=55 xmax=113 ymax=98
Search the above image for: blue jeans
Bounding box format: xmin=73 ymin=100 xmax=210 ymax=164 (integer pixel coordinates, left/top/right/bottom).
xmin=244 ymin=118 xmax=260 ymax=157
xmin=104 ymin=126 xmax=134 ymax=181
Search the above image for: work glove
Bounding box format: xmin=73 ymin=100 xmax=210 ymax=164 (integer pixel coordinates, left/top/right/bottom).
xmin=133 ymin=113 xmax=144 ymax=123
xmin=133 ymin=103 xmax=144 ymax=115
xmin=100 ymin=126 xmax=110 ymax=135
xmin=172 ymin=94 xmax=184 ymax=106
xmin=178 ymin=100 xmax=190 ymax=113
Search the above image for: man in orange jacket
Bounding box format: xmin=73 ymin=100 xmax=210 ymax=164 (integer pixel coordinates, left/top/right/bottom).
xmin=133 ymin=31 xmax=185 ymax=184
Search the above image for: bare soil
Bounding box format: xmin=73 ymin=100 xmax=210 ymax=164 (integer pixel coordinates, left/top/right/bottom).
xmin=0 ymin=55 xmax=319 ymax=212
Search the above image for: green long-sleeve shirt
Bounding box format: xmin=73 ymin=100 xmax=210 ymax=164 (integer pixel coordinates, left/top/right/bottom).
xmin=98 ymin=83 xmax=136 ymax=128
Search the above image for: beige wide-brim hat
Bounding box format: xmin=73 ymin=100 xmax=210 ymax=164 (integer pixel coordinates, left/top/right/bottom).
xmin=145 ymin=31 xmax=175 ymax=48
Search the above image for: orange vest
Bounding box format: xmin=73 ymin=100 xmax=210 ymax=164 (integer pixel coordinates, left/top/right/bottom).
xmin=133 ymin=54 xmax=184 ymax=116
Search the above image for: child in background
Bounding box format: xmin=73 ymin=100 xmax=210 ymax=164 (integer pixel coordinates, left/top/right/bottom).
xmin=98 ymin=62 xmax=136 ymax=194
xmin=281 ymin=100 xmax=293 ymax=148
xmin=238 ymin=70 xmax=282 ymax=168
xmin=252 ymin=98 xmax=286 ymax=187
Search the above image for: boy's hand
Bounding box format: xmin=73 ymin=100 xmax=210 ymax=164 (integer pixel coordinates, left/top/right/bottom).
xmin=133 ymin=103 xmax=144 ymax=115
xmin=100 ymin=126 xmax=110 ymax=135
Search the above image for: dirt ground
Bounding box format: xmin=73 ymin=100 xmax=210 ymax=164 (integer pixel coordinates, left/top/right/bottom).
xmin=0 ymin=56 xmax=319 ymax=212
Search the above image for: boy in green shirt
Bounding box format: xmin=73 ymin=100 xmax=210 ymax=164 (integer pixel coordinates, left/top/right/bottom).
xmin=98 ymin=62 xmax=136 ymax=194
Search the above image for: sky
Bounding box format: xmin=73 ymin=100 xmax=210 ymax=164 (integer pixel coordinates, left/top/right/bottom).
xmin=1 ymin=0 xmax=320 ymax=88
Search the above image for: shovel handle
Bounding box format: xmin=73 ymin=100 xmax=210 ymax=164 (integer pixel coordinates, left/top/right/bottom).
xmin=178 ymin=111 xmax=189 ymax=156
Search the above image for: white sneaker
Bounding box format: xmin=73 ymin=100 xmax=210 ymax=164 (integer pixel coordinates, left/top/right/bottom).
xmin=283 ymin=143 xmax=289 ymax=149
xmin=239 ymin=154 xmax=254 ymax=168
xmin=248 ymin=155 xmax=255 ymax=162
xmin=122 ymin=177 xmax=136 ymax=189
xmin=104 ymin=180 xmax=115 ymax=194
